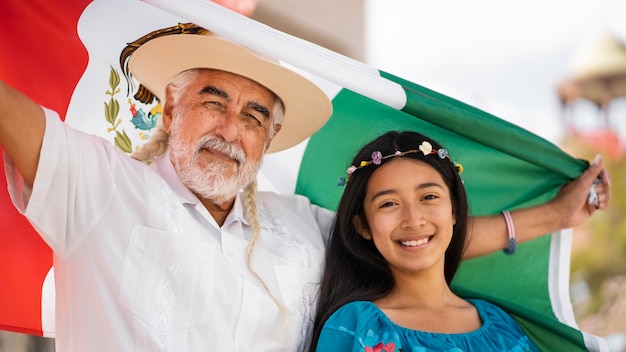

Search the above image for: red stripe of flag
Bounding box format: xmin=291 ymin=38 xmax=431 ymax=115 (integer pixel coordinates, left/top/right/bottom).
xmin=0 ymin=0 xmax=91 ymax=335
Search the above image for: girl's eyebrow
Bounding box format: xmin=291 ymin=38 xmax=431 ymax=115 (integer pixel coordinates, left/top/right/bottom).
xmin=368 ymin=182 xmax=443 ymax=202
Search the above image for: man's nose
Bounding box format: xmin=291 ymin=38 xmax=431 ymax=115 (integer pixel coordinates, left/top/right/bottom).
xmin=214 ymin=109 xmax=241 ymax=143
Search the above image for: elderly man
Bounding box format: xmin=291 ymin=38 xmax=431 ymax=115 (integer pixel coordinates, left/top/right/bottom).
xmin=0 ymin=30 xmax=610 ymax=351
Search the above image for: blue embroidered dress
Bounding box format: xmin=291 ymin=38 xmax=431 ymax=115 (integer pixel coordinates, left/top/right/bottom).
xmin=316 ymin=299 xmax=538 ymax=352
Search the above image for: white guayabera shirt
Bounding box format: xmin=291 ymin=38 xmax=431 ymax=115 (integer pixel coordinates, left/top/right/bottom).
xmin=5 ymin=108 xmax=333 ymax=352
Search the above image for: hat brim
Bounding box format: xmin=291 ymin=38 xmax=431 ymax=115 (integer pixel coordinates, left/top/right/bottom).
xmin=128 ymin=34 xmax=332 ymax=153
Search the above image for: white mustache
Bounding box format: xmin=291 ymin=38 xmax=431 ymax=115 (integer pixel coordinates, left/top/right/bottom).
xmin=196 ymin=135 xmax=246 ymax=165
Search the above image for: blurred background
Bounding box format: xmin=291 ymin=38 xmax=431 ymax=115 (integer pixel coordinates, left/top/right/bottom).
xmin=1 ymin=0 xmax=624 ymax=351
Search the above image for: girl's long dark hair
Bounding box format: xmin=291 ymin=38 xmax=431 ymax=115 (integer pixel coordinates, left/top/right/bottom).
xmin=308 ymin=131 xmax=469 ymax=351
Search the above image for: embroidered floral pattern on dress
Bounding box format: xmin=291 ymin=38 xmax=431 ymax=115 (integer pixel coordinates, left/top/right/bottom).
xmin=365 ymin=342 xmax=397 ymax=352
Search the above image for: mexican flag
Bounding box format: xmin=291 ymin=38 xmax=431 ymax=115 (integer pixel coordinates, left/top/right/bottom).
xmin=0 ymin=0 xmax=608 ymax=350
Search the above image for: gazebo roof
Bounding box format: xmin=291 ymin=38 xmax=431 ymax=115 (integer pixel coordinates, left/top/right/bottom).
xmin=557 ymin=33 xmax=626 ymax=107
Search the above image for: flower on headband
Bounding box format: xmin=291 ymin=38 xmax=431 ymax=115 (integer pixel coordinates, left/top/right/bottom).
xmin=371 ymin=151 xmax=382 ymax=165
xmin=454 ymin=162 xmax=464 ymax=174
xmin=437 ymin=148 xmax=449 ymax=159
xmin=419 ymin=141 xmax=433 ymax=155
xmin=347 ymin=165 xmax=357 ymax=175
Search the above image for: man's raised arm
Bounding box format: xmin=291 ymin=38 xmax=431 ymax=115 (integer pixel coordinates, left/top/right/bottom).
xmin=0 ymin=81 xmax=46 ymax=187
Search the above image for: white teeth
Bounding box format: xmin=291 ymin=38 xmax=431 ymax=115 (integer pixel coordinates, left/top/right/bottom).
xmin=400 ymin=238 xmax=429 ymax=247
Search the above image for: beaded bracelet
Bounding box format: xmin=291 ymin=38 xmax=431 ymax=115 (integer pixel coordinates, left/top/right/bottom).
xmin=502 ymin=210 xmax=516 ymax=255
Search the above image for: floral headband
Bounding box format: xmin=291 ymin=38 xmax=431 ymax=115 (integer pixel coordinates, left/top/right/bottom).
xmin=337 ymin=141 xmax=463 ymax=186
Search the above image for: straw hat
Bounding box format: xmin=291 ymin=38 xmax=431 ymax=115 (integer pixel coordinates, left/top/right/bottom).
xmin=128 ymin=33 xmax=332 ymax=153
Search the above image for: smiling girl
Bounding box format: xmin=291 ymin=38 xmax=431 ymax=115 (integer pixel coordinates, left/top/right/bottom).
xmin=309 ymin=131 xmax=538 ymax=351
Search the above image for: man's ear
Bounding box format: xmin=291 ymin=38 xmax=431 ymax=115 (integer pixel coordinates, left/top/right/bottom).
xmin=161 ymin=85 xmax=175 ymax=134
xmin=353 ymin=215 xmax=371 ymax=240
xmin=264 ymin=124 xmax=282 ymax=152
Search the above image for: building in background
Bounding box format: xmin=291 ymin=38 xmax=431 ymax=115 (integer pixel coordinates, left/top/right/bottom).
xmin=253 ymin=0 xmax=365 ymax=62
xmin=557 ymin=33 xmax=626 ymax=159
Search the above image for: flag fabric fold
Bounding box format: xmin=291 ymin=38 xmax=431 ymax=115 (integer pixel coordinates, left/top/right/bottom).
xmin=0 ymin=0 xmax=608 ymax=350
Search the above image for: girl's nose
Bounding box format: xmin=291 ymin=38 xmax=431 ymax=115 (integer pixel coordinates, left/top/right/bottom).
xmin=401 ymin=206 xmax=426 ymax=230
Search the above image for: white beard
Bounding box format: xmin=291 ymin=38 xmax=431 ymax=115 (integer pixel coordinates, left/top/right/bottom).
xmin=169 ymin=127 xmax=262 ymax=205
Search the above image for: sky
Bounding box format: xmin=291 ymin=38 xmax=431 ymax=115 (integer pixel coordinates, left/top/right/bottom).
xmin=365 ymin=0 xmax=626 ymax=146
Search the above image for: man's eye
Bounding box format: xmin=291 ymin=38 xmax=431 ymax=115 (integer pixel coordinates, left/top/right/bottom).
xmin=243 ymin=112 xmax=263 ymax=125
xmin=204 ymin=101 xmax=224 ymax=109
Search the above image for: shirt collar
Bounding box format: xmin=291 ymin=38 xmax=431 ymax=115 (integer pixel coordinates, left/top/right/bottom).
xmin=150 ymin=151 xmax=198 ymax=205
xmin=225 ymin=192 xmax=248 ymax=226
